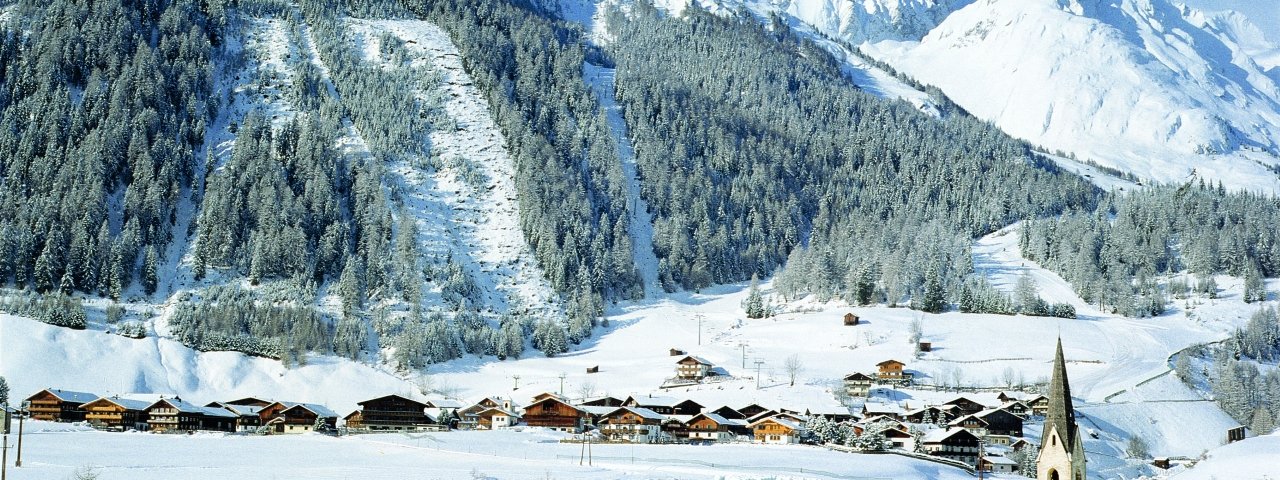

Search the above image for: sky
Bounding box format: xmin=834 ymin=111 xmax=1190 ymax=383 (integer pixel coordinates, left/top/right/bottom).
xmin=1179 ymin=0 xmax=1280 ymax=42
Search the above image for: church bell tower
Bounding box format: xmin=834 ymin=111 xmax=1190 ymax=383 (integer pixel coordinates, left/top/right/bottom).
xmin=1037 ymin=338 xmax=1087 ymax=480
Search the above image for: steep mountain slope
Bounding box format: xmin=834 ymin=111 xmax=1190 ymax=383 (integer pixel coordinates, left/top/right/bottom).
xmin=860 ymin=0 xmax=1280 ymax=192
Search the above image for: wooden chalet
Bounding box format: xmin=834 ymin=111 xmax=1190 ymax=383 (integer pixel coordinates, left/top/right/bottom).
xmin=875 ymin=360 xmax=910 ymax=381
xmin=999 ymin=400 xmax=1031 ymax=418
xmin=976 ymin=408 xmax=1024 ymax=437
xmin=355 ymin=394 xmax=436 ymax=431
xmin=979 ymin=455 xmax=1019 ymax=474
xmin=685 ymin=412 xmax=742 ymax=443
xmin=26 ymin=388 xmax=98 ymax=422
xmin=1024 ymin=394 xmax=1050 ymax=416
xmin=258 ymin=401 xmax=338 ymax=434
xmin=805 ymin=407 xmax=854 ymax=423
xmin=674 ymin=355 xmax=713 ymax=380
xmin=344 ymin=410 xmax=364 ymax=429
xmin=948 ymin=414 xmax=989 ymax=437
xmin=918 ymin=341 xmax=932 ymax=352
xmin=225 ymin=397 xmax=273 ymax=407
xmin=624 ymin=395 xmax=703 ymax=415
xmin=861 ymin=402 xmax=903 ymax=421
xmin=147 ymin=397 xmax=235 ymax=433
xmin=942 ymin=396 xmax=987 ymax=416
xmin=883 ymin=427 xmax=916 ymax=451
xmin=843 ymin=312 xmax=860 ymax=326
xmin=708 ymin=405 xmax=746 ymax=420
xmin=459 ymin=397 xmax=515 ymax=430
xmin=207 ymin=402 xmax=265 ymax=432
xmin=842 ymin=372 xmax=874 ymax=397
xmin=736 ymin=403 xmax=771 ymax=419
xmin=82 ymin=396 xmax=151 ymax=431
xmin=744 ymin=409 xmax=781 ymax=424
xmin=750 ymin=416 xmax=806 ymax=444
xmin=996 ymin=391 xmax=1022 ymax=403
xmin=598 ymin=407 xmax=667 ymax=443
xmin=522 ymin=393 xmax=588 ymax=432
xmin=904 ymin=405 xmax=952 ymax=424
xmin=580 ymin=396 xmax=624 ymax=407
xmin=921 ymin=427 xmax=982 ymax=466
xmin=1010 ymin=437 xmax=1034 ymax=453
xmin=473 ymin=406 xmax=520 ymax=429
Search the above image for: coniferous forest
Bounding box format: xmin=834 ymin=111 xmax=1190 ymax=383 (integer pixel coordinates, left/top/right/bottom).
xmin=2 ymin=0 xmax=1280 ymax=374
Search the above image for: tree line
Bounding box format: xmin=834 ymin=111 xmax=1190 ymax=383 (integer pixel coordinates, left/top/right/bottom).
xmin=605 ymin=3 xmax=1097 ymax=311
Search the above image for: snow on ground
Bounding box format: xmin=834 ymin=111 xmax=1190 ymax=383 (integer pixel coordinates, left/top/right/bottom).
xmin=347 ymin=18 xmax=560 ymax=316
xmin=12 ymin=426 xmax=996 ymax=480
xmin=1167 ymin=431 xmax=1280 ymax=480
xmin=972 ymin=223 xmax=1104 ymax=318
xmin=0 ymin=314 xmax=416 ymax=416
xmin=583 ymin=63 xmax=663 ymax=297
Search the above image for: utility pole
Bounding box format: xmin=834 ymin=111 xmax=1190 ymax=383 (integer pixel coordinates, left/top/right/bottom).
xmin=738 ymin=342 xmax=748 ymax=368
xmin=14 ymin=403 xmax=22 ymax=467
xmin=695 ymin=314 xmax=704 ymax=345
xmin=511 ymin=375 xmax=521 ymax=391
xmin=558 ymin=373 xmax=567 ymax=396
xmin=2 ymin=432 xmax=7 ymax=480
xmin=752 ymin=360 xmax=762 ymax=391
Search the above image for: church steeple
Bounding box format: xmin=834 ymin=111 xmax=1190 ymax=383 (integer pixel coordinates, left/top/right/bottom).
xmin=1044 ymin=337 xmax=1078 ymax=452
xmin=1038 ymin=337 xmax=1086 ymax=480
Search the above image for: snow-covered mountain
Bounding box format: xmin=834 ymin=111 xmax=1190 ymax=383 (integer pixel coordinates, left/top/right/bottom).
xmin=848 ymin=0 xmax=1280 ymax=192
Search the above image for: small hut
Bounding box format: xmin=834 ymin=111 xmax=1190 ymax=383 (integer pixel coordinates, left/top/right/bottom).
xmin=843 ymin=312 xmax=860 ymax=326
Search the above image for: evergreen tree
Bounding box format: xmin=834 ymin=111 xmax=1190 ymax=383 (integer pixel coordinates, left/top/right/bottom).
xmin=743 ymin=273 xmax=766 ymax=319
xmin=142 ymin=246 xmax=159 ymax=295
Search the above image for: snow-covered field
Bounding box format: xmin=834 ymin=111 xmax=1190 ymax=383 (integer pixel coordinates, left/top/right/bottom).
xmin=12 ymin=425 xmax=994 ymax=480
xmin=3 ymin=226 xmax=1269 ymax=472
xmin=1166 ymin=431 xmax=1280 ymax=480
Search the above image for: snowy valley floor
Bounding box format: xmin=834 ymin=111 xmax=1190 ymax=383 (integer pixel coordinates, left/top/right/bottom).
xmin=12 ymin=424 xmax=992 ymax=480
xmin=1 ymin=227 xmax=1272 ymax=479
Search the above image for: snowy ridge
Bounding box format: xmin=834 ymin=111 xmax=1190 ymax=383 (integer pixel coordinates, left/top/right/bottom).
xmin=346 ymin=19 xmax=559 ymax=316
xmin=862 ymin=0 xmax=1280 ymax=192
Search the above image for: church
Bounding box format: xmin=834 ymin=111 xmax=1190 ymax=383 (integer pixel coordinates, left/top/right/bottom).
xmin=1037 ymin=338 xmax=1087 ymax=480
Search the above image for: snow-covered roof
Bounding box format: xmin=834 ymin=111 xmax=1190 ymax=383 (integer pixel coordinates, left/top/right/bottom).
xmin=750 ymin=416 xmax=803 ymax=430
xmin=149 ymin=397 xmax=208 ymax=414
xmin=219 ymin=404 xmax=265 ymax=417
xmin=201 ymin=406 xmax=238 ymax=418
xmin=983 ymin=456 xmax=1018 ymax=466
xmin=277 ymin=401 xmax=339 ymax=418
xmin=474 ymin=405 xmax=521 ymax=418
xmin=37 ymin=388 xmax=99 ymax=404
xmin=579 ymin=406 xmax=617 ymax=416
xmin=85 ymin=396 xmax=153 ymax=411
xmin=627 ymin=395 xmax=689 ymax=408
xmin=606 ymin=406 xmax=666 ymax=422
xmin=922 ymin=427 xmax=979 ymax=443
xmin=426 ymin=399 xmax=465 ymax=409
xmin=863 ymin=402 xmax=903 ymax=415
xmin=691 ymin=412 xmax=731 ymax=425
xmin=676 ymin=355 xmax=712 ymax=365
xmin=949 ymin=414 xmax=989 ymax=426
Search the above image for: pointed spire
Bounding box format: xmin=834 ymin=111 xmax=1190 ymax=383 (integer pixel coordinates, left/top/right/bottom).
xmin=1044 ymin=337 xmax=1079 ymax=452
